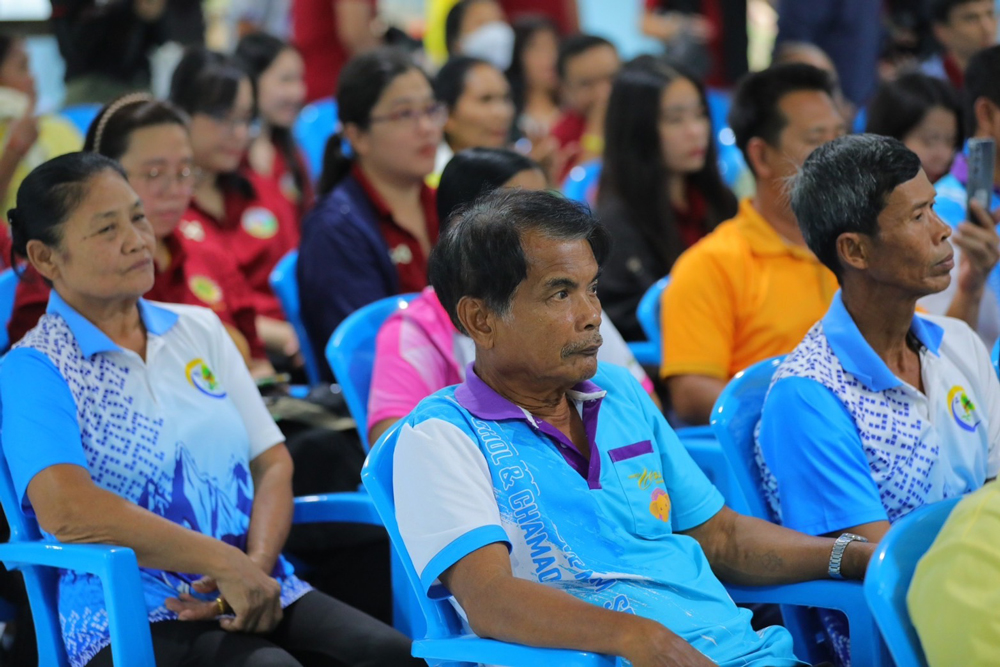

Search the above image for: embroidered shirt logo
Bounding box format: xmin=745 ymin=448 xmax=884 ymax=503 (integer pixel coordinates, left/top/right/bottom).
xmin=389 ymin=244 xmax=413 ymax=265
xmin=649 ymin=488 xmax=671 ymax=522
xmin=948 ymin=385 xmax=981 ymax=432
xmin=179 ymin=219 xmax=205 ymax=242
xmin=188 ymin=276 xmax=223 ymax=308
xmin=241 ymin=207 xmax=278 ymax=239
xmin=628 ymin=467 xmax=664 ymax=490
xmin=185 ymin=358 xmax=227 ymax=398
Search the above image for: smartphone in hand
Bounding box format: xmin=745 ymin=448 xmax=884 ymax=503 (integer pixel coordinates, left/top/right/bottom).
xmin=966 ymin=138 xmax=996 ymax=226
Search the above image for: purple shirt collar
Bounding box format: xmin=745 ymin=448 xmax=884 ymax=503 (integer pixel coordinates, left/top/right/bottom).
xmin=454 ymin=363 xmax=607 ymax=489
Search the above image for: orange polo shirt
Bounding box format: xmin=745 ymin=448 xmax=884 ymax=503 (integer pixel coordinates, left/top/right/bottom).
xmin=661 ymin=198 xmax=838 ymax=380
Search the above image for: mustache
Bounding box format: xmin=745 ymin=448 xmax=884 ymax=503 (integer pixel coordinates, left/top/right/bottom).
xmin=561 ymin=335 xmax=603 ymax=358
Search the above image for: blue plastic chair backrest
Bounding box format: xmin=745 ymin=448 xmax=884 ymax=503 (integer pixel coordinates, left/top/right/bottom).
xmin=709 ymin=356 xmax=786 ymax=520
xmin=59 ymin=103 xmax=102 ymax=137
xmin=864 ymin=496 xmax=961 ymax=667
xmin=0 ymin=413 xmax=70 ymax=665
xmin=362 ymin=426 xmax=471 ymax=643
xmin=268 ymin=250 xmax=322 ymax=385
xmin=561 ymin=160 xmax=602 ymax=205
xmin=293 ymin=97 xmax=339 ymax=183
xmin=326 ymin=294 xmax=418 ymax=451
xmin=0 ymin=268 xmax=20 ymax=352
xmin=992 ymin=338 xmax=999 ymax=380
xmin=636 ymin=275 xmax=669 ymax=349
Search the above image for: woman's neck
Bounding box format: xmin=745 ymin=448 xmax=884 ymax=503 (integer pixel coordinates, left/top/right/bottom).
xmin=154 ymin=235 xmax=172 ymax=272
xmin=57 ymin=289 xmax=147 ymax=357
xmin=357 ymin=160 xmax=423 ymax=209
xmin=524 ymin=88 xmax=558 ymax=120
xmin=193 ymin=171 xmax=225 ymax=219
xmin=667 ymin=173 xmax=688 ymax=212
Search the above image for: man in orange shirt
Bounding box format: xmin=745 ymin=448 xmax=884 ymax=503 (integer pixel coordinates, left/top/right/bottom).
xmin=662 ymin=63 xmax=999 ymax=426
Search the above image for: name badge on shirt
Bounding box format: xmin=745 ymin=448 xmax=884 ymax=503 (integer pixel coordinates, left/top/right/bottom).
xmin=188 ymin=276 xmax=224 ymax=308
xmin=241 ymin=207 xmax=279 ymax=239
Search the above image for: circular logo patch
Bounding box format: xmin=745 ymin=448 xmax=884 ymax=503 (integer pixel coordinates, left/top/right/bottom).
xmin=188 ymin=275 xmax=223 ymax=308
xmin=241 ymin=206 xmax=279 ymax=239
xmin=179 ymin=219 xmax=205 ymax=242
xmin=948 ymin=385 xmax=981 ymax=433
xmin=185 ymin=358 xmax=227 ymax=398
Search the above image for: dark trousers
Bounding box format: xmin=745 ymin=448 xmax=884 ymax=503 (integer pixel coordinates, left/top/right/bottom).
xmin=87 ymin=590 xmax=422 ymax=667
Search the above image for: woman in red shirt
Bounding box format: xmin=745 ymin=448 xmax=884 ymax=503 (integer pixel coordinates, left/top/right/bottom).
xmin=169 ymin=47 xmax=300 ymax=365
xmin=236 ymin=32 xmax=315 ymax=220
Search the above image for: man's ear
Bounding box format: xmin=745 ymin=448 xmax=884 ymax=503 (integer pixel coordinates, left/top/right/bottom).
xmin=343 ymin=122 xmax=368 ymax=159
xmin=457 ymin=296 xmax=496 ymax=349
xmin=973 ymin=97 xmax=1000 ymax=137
xmin=836 ymin=232 xmax=870 ymax=274
xmin=746 ymin=137 xmax=775 ymax=181
xmin=26 ymin=239 xmax=59 ymax=284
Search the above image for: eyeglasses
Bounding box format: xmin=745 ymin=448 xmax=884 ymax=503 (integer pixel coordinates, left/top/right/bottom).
xmin=129 ymin=166 xmax=201 ymax=194
xmin=369 ymin=102 xmax=448 ymax=127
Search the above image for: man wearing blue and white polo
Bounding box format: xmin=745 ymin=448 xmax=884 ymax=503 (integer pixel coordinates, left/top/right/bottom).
xmin=757 ymin=134 xmax=1000 ymax=544
xmin=391 ymin=189 xmax=875 ymax=666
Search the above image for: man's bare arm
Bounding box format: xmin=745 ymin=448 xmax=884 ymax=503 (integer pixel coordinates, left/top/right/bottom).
xmin=665 ymin=375 xmax=727 ymax=425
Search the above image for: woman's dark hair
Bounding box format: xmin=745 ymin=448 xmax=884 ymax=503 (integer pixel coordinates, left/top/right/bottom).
xmin=505 ymin=16 xmax=559 ymax=120
xmin=434 ymin=55 xmax=492 ymax=109
xmin=0 ymin=34 xmax=16 ymax=66
xmin=235 ymin=32 xmax=309 ymax=210
xmin=169 ymin=46 xmax=254 ymax=198
xmin=437 ymin=147 xmax=540 ymax=226
xmin=318 ymin=47 xmax=426 ymax=195
xmin=7 ymin=152 xmax=127 ymax=270
xmin=445 ymin=0 xmax=496 ymax=54
xmin=866 ymin=72 xmax=963 ymax=149
xmin=598 ymin=56 xmax=736 ymax=270
xmin=83 ymin=93 xmax=190 ymax=160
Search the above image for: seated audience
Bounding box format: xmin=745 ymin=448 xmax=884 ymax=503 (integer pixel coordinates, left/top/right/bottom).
xmin=169 ymin=47 xmax=301 ymax=365
xmin=0 ymin=34 xmax=81 ymax=220
xmin=661 ymin=64 xmax=845 ymax=425
xmin=550 ymin=35 xmax=620 ymax=181
xmin=908 ymin=481 xmax=1000 ymax=666
xmin=444 ymin=0 xmax=514 ymax=71
xmin=236 ymin=32 xmax=314 ymax=219
xmin=299 ymin=48 xmax=442 ymax=381
xmin=433 ymin=56 xmax=516 ymax=178
xmin=392 ymin=188 xmax=875 ymax=666
xmin=506 ymin=17 xmax=560 ymax=143
xmin=2 ymin=152 xmax=417 ymax=667
xmin=596 ymin=56 xmax=737 ymax=341
xmin=757 ymin=133 xmax=1000 ymax=667
xmin=368 ymin=147 xmax=655 ymax=443
xmin=921 ymin=0 xmax=997 ymax=90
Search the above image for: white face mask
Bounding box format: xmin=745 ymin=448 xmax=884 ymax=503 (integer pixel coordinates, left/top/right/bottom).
xmin=460 ymin=21 xmax=515 ymax=72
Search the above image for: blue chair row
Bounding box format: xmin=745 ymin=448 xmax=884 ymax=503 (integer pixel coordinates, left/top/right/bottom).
xmin=269 ymin=250 xmax=323 ymax=387
xmin=292 ymin=97 xmax=339 ymax=183
xmin=59 ymin=104 xmax=102 ymax=137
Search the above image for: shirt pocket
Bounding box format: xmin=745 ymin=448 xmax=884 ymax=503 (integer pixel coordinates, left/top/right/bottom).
xmin=607 ymin=440 xmax=672 ymax=538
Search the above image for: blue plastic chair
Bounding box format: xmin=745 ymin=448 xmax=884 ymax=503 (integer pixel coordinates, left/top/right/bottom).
xmin=325 ymin=293 xmax=418 ymax=453
xmin=269 ymin=250 xmax=322 ymax=386
xmin=992 ymin=338 xmax=999 ymax=380
xmin=561 ymin=160 xmax=602 ymax=206
xmin=636 ymin=275 xmax=669 ymax=362
xmin=864 ymin=497 xmax=961 ymax=667
xmin=293 ymin=97 xmax=338 ymax=183
xmin=0 ymin=268 xmax=20 ymax=353
xmin=59 ymin=103 xmax=102 ymax=137
xmin=711 ymin=357 xmax=887 ymax=665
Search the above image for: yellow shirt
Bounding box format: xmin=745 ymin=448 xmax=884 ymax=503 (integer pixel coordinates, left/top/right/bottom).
xmin=425 ymin=0 xmax=461 ymax=66
xmin=661 ymin=198 xmax=838 ymax=380
xmin=908 ymin=482 xmax=1000 ymax=667
xmin=1 ymin=114 xmax=83 ymax=216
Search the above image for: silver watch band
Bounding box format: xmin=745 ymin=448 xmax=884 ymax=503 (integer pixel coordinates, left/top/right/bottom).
xmin=828 ymin=533 xmax=869 ymax=579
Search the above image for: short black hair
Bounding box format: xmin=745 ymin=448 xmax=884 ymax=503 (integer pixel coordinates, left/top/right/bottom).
xmin=429 ymin=189 xmax=611 ymax=333
xmin=556 ymin=34 xmax=615 ymax=80
xmin=445 ymin=0 xmax=496 ymax=54
xmin=866 ymin=72 xmax=963 ymax=148
xmin=930 ymin=0 xmax=992 ymax=23
xmin=437 ymin=147 xmax=540 ymax=227
xmin=434 ymin=55 xmax=492 ymax=109
xmin=964 ymin=44 xmax=1000 ymax=133
xmin=791 ymin=134 xmax=921 ymax=281
xmin=169 ymin=46 xmax=249 ymax=119
xmin=729 ymin=63 xmax=836 ymax=175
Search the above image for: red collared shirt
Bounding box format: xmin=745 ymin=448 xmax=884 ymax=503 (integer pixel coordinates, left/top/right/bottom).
xmin=351 ymin=165 xmax=439 ymax=294
xmin=178 ymin=170 xmax=300 ymax=320
xmin=145 ymin=231 xmax=266 ymax=360
xmin=245 ymin=140 xmax=315 ymax=220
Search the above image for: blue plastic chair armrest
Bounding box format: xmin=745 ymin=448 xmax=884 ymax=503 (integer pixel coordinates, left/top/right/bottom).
xmin=0 ymin=541 xmax=155 ymax=666
xmin=627 ymin=341 xmax=659 ymax=367
xmin=293 ymin=492 xmax=382 ymax=526
xmin=414 ymin=635 xmax=616 ymax=667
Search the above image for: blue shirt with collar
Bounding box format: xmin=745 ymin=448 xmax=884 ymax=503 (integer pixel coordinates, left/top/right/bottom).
xmin=394 ymin=362 xmax=802 ymax=666
xmin=1 ymin=292 xmax=308 ymax=667
xmin=756 ymin=291 xmax=1000 ymax=536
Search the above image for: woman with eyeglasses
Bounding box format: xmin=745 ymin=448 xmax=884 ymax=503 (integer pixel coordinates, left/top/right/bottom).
xmin=298 ymin=48 xmax=443 ymax=382
xmin=169 ymin=47 xmax=301 ymax=368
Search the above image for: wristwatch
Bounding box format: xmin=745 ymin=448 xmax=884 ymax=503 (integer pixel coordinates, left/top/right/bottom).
xmin=828 ymin=533 xmax=869 ymax=579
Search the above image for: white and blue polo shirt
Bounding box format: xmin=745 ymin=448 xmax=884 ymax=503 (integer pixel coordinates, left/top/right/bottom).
xmin=394 ymin=362 xmax=802 ymax=667
xmin=0 ymin=292 xmax=310 ymax=667
xmin=755 ymin=291 xmax=1000 ymax=536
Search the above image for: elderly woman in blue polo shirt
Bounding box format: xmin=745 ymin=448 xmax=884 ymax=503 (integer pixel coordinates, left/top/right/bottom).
xmin=756 ymin=134 xmax=1000 ymax=665
xmin=1 ymin=153 xmax=418 ymax=667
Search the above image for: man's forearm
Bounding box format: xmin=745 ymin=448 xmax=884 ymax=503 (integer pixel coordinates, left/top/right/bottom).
xmin=945 ymin=285 xmax=984 ymax=331
xmin=246 ymin=445 xmax=295 ymax=573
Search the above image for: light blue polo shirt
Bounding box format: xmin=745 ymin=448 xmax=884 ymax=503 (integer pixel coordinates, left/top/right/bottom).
xmin=756 ymin=291 xmax=1000 ymax=536
xmin=394 ymin=362 xmax=801 ymax=666
xmin=0 ymin=292 xmax=310 ymax=667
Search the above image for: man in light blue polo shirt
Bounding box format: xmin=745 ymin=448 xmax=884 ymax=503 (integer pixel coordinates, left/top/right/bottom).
xmin=391 ymin=189 xmax=876 ymax=666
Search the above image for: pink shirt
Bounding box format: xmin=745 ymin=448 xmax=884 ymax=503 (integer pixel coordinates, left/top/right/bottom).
xmin=368 ymin=287 xmax=654 ymax=431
